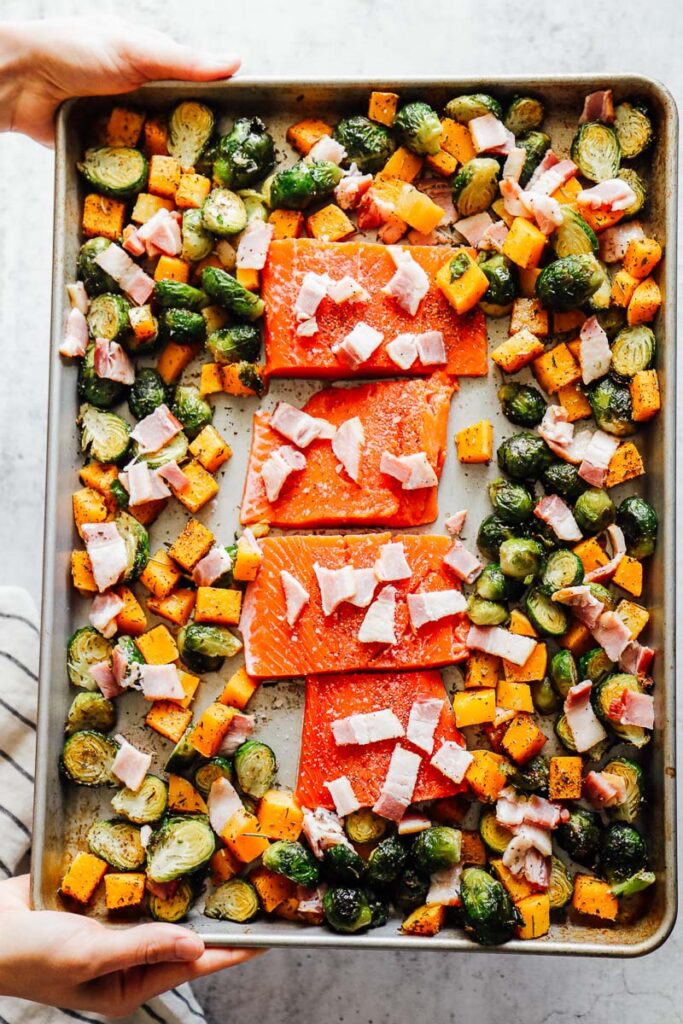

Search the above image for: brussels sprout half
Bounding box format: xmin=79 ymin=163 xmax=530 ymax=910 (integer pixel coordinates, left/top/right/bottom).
xmin=67 ymin=626 xmax=113 ymax=691
xmin=488 ymin=478 xmax=534 ymax=525
xmin=78 ymin=348 xmax=127 ymax=410
xmin=444 ymin=93 xmax=502 ymax=124
xmin=149 ymin=878 xmax=193 ymax=923
xmin=504 ymin=96 xmax=545 ymax=135
xmin=77 ymin=237 xmax=118 ymax=296
xmin=160 ymin=308 xmax=207 ymax=347
xmin=536 ymin=254 xmax=604 ymax=311
xmin=542 ymin=461 xmax=588 ymax=502
xmin=511 ymin=755 xmax=550 ymax=795
xmin=269 ymin=159 xmax=345 ymax=210
xmin=193 ymin=757 xmax=233 ymax=798
xmin=498 ymin=383 xmax=547 ymax=428
xmin=154 ymin=280 xmax=209 ymax=311
xmin=516 ymin=130 xmax=551 ymax=187
xmin=133 ymin=430 xmax=189 ymax=471
xmin=478 ymin=253 xmax=518 ymax=316
xmin=460 ymin=867 xmax=520 ymax=946
xmin=548 ymin=856 xmax=574 ymax=910
xmin=452 ymin=158 xmax=500 ymax=217
xmin=394 ymin=101 xmax=442 ymax=155
xmin=617 ymin=496 xmax=658 ymax=559
xmin=65 ymin=691 xmax=116 ymax=735
xmin=367 ymin=834 xmax=407 ymax=885
xmin=87 ymin=819 xmax=146 ymax=870
xmin=571 ymin=122 xmax=621 ymax=182
xmin=202 ymin=188 xmax=247 ymax=236
xmin=234 ymin=740 xmax=276 ymax=799
xmin=177 ymin=623 xmax=242 ymax=674
xmin=323 ymin=887 xmax=373 ymax=933
xmin=393 ymin=867 xmax=430 ymax=914
xmin=147 ymin=815 xmax=216 ymax=883
xmin=527 ymin=588 xmax=569 ymax=637
xmin=556 ymin=808 xmax=602 ymax=867
xmin=206 ymin=325 xmax=261 ymax=365
xmin=333 ymin=115 xmax=396 ymax=173
xmin=61 ymin=730 xmax=118 ymax=787
xmin=344 ymin=809 xmax=387 ymax=845
xmin=592 ymin=673 xmax=651 ymax=748
xmin=263 ymin=840 xmax=319 ymax=886
xmin=611 ymin=325 xmax=655 ymax=379
xmin=602 ymin=757 xmax=645 ymax=824
xmin=168 ymin=101 xmax=215 ymax=168
xmin=466 ymin=594 xmax=509 ymax=627
xmin=181 ymin=208 xmax=214 ymax=263
xmin=499 ymin=538 xmax=544 ymax=581
xmin=551 ymin=206 xmax=598 ymax=258
xmin=599 ymin=822 xmax=648 ymax=883
xmin=578 ymin=647 xmax=615 ymax=686
xmin=614 ymin=102 xmax=654 ymax=159
xmin=205 ymin=879 xmax=259 ymax=922
xmin=78 ymin=146 xmax=148 ymax=199
xmin=531 ymin=678 xmax=562 ymax=715
xmin=128 ymin=368 xmax=173 ymax=421
xmin=588 ymin=377 xmax=636 ymax=437
xmin=541 ymin=549 xmax=584 ymax=594
xmin=476 ymin=514 xmax=516 ymax=562
xmin=479 ymin=812 xmax=512 ymax=854
xmin=550 ymin=649 xmax=579 ymax=699
xmin=111 ymin=774 xmax=168 ymax=824
xmin=201 ymin=266 xmax=265 ymax=321
xmin=213 ymin=117 xmax=275 ymax=190
xmin=171 ymin=385 xmax=213 ymax=440
xmin=86 ymin=293 xmax=132 ymax=346
xmin=412 ymin=826 xmax=461 ymax=874
xmin=618 ymin=167 xmax=648 ymax=219
xmin=79 ymin=403 xmax=130 ymax=463
xmin=475 ymin=563 xmax=523 ymax=603
xmin=115 ymin=512 xmax=150 ymax=583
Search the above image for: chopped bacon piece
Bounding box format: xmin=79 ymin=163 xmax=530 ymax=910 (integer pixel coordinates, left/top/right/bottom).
xmin=308 ymin=135 xmax=347 ymax=164
xmin=479 ymin=219 xmax=509 ymax=253
xmin=619 ymin=639 xmax=655 ymax=678
xmin=579 ymin=90 xmax=615 ymax=125
xmin=592 ymin=610 xmax=632 ymax=662
xmin=379 ymin=451 xmax=438 ymax=490
xmin=427 ymin=863 xmax=463 ymax=906
xmin=503 ymin=147 xmax=527 ymax=182
xmin=455 ymin=211 xmax=494 ymax=247
xmin=585 ymin=524 xmax=625 ymax=583
xmin=386 ymin=333 xmax=418 ymax=369
xmin=579 ymin=315 xmax=612 ymax=385
xmin=375 ymin=541 xmax=411 ymax=582
xmin=564 ymin=681 xmax=607 ymax=752
xmin=398 ymin=813 xmax=432 ymax=835
xmin=466 ymin=624 xmax=536 ymax=666
xmin=324 ymin=776 xmax=361 ymax=817
xmin=219 ymin=712 xmax=255 ymax=755
xmin=583 ymin=770 xmax=627 ymax=810
xmin=137 ymin=208 xmax=181 ymax=256
xmin=346 ymin=567 xmax=378 ymax=609
xmin=313 ymin=563 xmax=357 ymax=616
xmin=81 ymin=523 xmax=128 ymax=593
xmin=331 ymin=416 xmax=364 ymax=483
xmin=358 ymin=586 xmax=397 ymax=645
xmin=469 ymin=114 xmax=513 ymax=154
xmin=408 ymin=590 xmax=467 ymax=631
xmin=60 ymin=307 xmax=89 ymax=358
xmin=526 ymin=150 xmax=560 ymax=190
xmin=139 ymin=663 xmax=184 ymax=701
xmin=156 ymin=460 xmax=189 ymax=493
xmin=522 ymin=192 xmax=563 ymax=234
xmin=270 ymin=401 xmax=335 ymax=448
xmin=280 ymin=569 xmax=310 ymax=627
xmin=302 ymin=806 xmax=352 ymax=858
xmin=130 ymin=404 xmax=183 ymax=454
xmin=578 ymin=430 xmax=621 ymax=486
xmin=552 ymin=585 xmax=604 ymax=629
xmin=416 ymin=330 xmax=447 ymax=366
xmin=381 ymin=247 xmax=430 ymax=316
xmin=405 ymin=698 xmax=444 ymax=754
xmin=94 ymin=243 xmax=154 ymax=305
xmin=527 ymin=158 xmax=578 ymax=196
xmin=90 ymin=660 xmax=123 ymax=700
xmin=332 ymin=321 xmax=384 ymax=367
xmin=93 ymin=338 xmax=135 ymax=385
xmin=373 ymin=745 xmax=422 ymax=821
xmin=112 ymin=735 xmax=151 ymax=792
xmin=236 ymin=220 xmax=274 ymax=270
xmin=294 ymin=272 xmax=331 ymax=322
xmin=327 ymin=275 xmax=370 ymax=305
xmin=443 ymin=538 xmax=482 ymax=584
xmin=577 ymin=179 xmax=637 ymax=213
xmin=66 ymin=281 xmax=90 ymax=315
xmin=431 ymin=740 xmax=473 ymax=783
xmin=335 ymin=165 xmax=373 ymax=210
xmin=534 ymin=494 xmax=582 ymax=542
xmin=611 ymin=688 xmax=654 ymax=730
xmin=193 ymin=546 xmax=232 ymax=587
xmin=599 ymin=221 xmax=645 ymax=263
xmin=261 ymin=445 xmax=307 ymax=503
xmin=208 ymin=777 xmax=243 ymax=835
xmin=445 ymin=510 xmax=467 ymax=537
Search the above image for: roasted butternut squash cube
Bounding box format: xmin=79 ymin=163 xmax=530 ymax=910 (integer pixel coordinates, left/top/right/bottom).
xmin=72 ymin=487 xmax=110 ymax=538
xmin=623 ymin=237 xmax=662 ymax=280
xmin=157 ymin=340 xmax=201 ymax=384
xmin=105 ymin=872 xmax=146 ymax=911
xmin=502 ymin=217 xmax=547 ymax=269
xmin=572 ymin=875 xmax=618 ymax=921
xmin=306 ymin=204 xmax=355 ymax=242
xmin=148 ymin=154 xmax=181 ymax=198
xmin=221 ymin=363 xmax=264 ymax=396
xmin=143 ymin=116 xmax=169 ymax=157
xmin=491 ymin=328 xmax=544 ymax=373
xmin=501 ymin=714 xmax=547 ymax=764
xmin=71 ymin=550 xmax=97 ymax=593
xmin=190 ymin=703 xmax=237 ymax=757
xmin=465 ymin=651 xmax=500 ymax=689
xmin=497 ymin=679 xmax=534 ymax=713
xmin=140 ymin=548 xmax=181 ymax=598
xmin=250 ymin=866 xmax=296 ymax=912
xmin=232 ymin=533 xmax=263 ymax=581
xmin=368 ymin=91 xmax=399 ymax=126
xmin=452 ymin=688 xmax=496 ymax=727
xmin=257 ymin=789 xmax=304 ymax=841
xmin=465 ymin=750 xmax=507 ymax=803
xmin=456 ymin=420 xmax=493 ymax=464
xmin=503 ymin=642 xmax=546 ymax=685
xmin=131 ymin=192 xmax=175 ymax=224
xmin=154 ymin=256 xmax=190 ymax=283
xmin=177 ymin=669 xmax=200 ymax=709
xmin=510 ymin=298 xmax=549 ymax=338
xmin=60 ymin=852 xmax=107 ymax=904
xmin=533 ymin=343 xmax=581 ymax=394
xmin=379 ymin=147 xmax=424 ymax=183
xmin=517 ymin=266 xmax=542 ymax=298
xmin=630 ymin=369 xmax=660 ymax=422
xmin=189 ymin=424 xmax=232 ymax=473
xmin=490 ymin=858 xmax=534 ymax=903
xmin=222 ymin=807 xmax=269 ymax=862
xmin=396 ymin=185 xmax=444 ymax=234
xmin=168 ymin=519 xmax=214 ymax=571
xmin=235 ymin=267 xmax=259 ymax=291
xmin=175 ymin=172 xmax=211 ymax=209
xmin=79 ymin=462 xmax=118 ymax=495
xmin=551 ymin=176 xmax=582 ymax=205
xmin=268 ymin=208 xmax=304 ymax=240
xmin=104 ymin=106 xmax=146 ymax=147
xmin=401 ymin=904 xmax=446 ymax=936
xmin=516 ymin=893 xmax=550 ymax=939
xmin=549 ymin=756 xmax=583 ymax=800
xmin=114 ymin=586 xmax=147 ymax=636
xmin=436 ymin=253 xmax=490 ymax=314
xmin=440 ymin=118 xmax=476 ymax=163
xmin=559 ymin=620 xmax=593 ymax=657
xmin=610 ymin=269 xmax=640 ymax=308
xmin=195 ymin=587 xmax=242 ymax=626
xmin=219 ymin=666 xmax=259 ymax=709
xmin=460 ymin=830 xmax=487 ymax=866
xmin=508 ymin=610 xmax=538 ymax=637
xmin=168 ymin=774 xmax=208 ymax=814
xmin=170 ymin=460 xmax=219 ymax=514
xmin=557 ymin=382 xmax=592 ymax=422
xmin=286 ymin=118 xmax=332 ymax=155
xmin=613 ymin=555 xmax=643 ymax=598
xmin=210 ymin=847 xmax=240 ymax=884
xmin=572 ymin=537 xmax=608 ymax=575
xmin=605 ymin=442 xmax=644 ymax=488
xmin=425 ymin=149 xmax=458 ymax=177
xmin=145 ymin=700 xmax=192 ymax=743
xmin=581 ymin=206 xmax=625 ymax=233
xmin=130 ymin=498 xmax=168 ymax=528
xmin=146 ymin=588 xmax=196 ymax=627
xmin=552 ymin=309 xmax=585 ymax=336
xmin=136 ymin=624 xmax=178 ymax=665
xmin=199 ymin=362 xmax=224 ymax=397
xmin=82 ymin=193 xmax=126 ymax=240
xmin=627 ymin=276 xmax=661 ymax=325
xmin=129 ymin=304 xmax=158 ymax=346
xmin=616 ymin=599 xmax=649 ymax=639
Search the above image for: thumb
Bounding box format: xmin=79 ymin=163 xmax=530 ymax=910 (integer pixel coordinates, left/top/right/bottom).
xmin=126 ymin=33 xmax=241 ymax=83
xmin=87 ymin=923 xmax=205 ymax=977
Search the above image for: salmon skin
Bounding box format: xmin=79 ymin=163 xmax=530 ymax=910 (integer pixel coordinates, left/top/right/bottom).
xmin=296 ymin=670 xmax=466 ymax=810
xmin=240 ymin=373 xmax=455 ymax=528
xmin=261 ymin=238 xmax=488 ymax=379
xmin=240 ymin=533 xmax=469 ymax=679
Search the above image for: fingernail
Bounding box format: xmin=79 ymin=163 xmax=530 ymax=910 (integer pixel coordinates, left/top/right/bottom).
xmin=174 ymin=934 xmax=204 ymax=961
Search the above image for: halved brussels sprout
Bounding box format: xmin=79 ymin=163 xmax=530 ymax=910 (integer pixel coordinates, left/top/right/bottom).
xmin=412 ymin=826 xmax=461 ymax=874
xmin=193 ymin=757 xmax=233 ymax=798
xmin=578 ymin=647 xmax=615 ymax=686
xmin=588 ymin=377 xmax=636 ymax=437
xmin=574 ymin=488 xmax=616 ymax=535
xmin=323 ymin=843 xmax=367 ymax=884
xmin=171 ymin=385 xmax=213 ymax=440
xmin=323 ymin=887 xmax=373 ymax=934
xmin=475 ymin=563 xmax=523 ymax=603
xmin=77 ymin=237 xmax=118 ymax=296
xmin=586 ymin=259 xmax=612 ymax=312
xmin=128 ymin=367 xmax=172 ymax=421
xmin=511 ymin=754 xmax=549 ymax=795
xmin=111 ymin=774 xmax=168 ymax=824
xmin=497 ymin=432 xmax=553 ymax=481
xmin=366 ymin=834 xmax=407 ymax=885
xmin=270 ymin=159 xmax=345 ymax=210
xmin=87 ymin=819 xmax=146 ymax=870
xmin=181 ymin=208 xmax=214 ymax=263
xmin=542 ymin=461 xmax=588 ymax=502
xmin=554 ymin=712 xmax=577 ymax=751
xmin=201 ymin=266 xmax=265 ymax=321
xmin=600 ymin=821 xmax=648 ymax=883
xmin=618 ymin=168 xmax=647 ymax=219
xmin=536 ymin=254 xmax=604 ymax=311
xmin=588 ymin=581 xmax=616 ymax=610
xmin=239 ymin=188 xmax=269 ymax=224
xmin=78 ymin=146 xmax=148 ymax=199
xmin=611 ymin=868 xmax=655 ymax=898
xmin=617 ymin=496 xmax=658 ymax=559
xmin=229 ymin=361 xmax=266 ymax=397
xmin=234 ymin=740 xmax=276 ymax=799
xmin=602 ymin=757 xmax=645 ymax=824
xmin=205 ymin=879 xmax=259 ymax=922
xmin=61 ymin=730 xmax=117 ymax=786
xmin=177 ymin=623 xmax=242 ymax=674
xmin=78 ymin=347 xmax=127 ymax=410
xmin=504 ymin=96 xmax=544 ymax=135
xmin=110 ymin=636 xmax=144 ymax=687
xmin=154 ymin=280 xmax=209 ymax=311
xmin=87 ymin=293 xmax=132 ymax=344
xmin=542 ymin=549 xmax=584 ymax=593
xmin=333 ymin=115 xmax=396 ymax=173
xmin=478 ymin=253 xmax=518 ymax=316
xmin=206 ymin=325 xmax=261 ymax=364
xmin=66 ymin=691 xmax=116 ymax=735
xmin=202 ymin=188 xmax=247 ymax=236
xmin=476 ymin=514 xmax=516 ymax=561
xmin=498 ymin=382 xmax=546 ymax=428
xmin=593 ymin=673 xmax=651 ymax=748
xmin=452 ymin=158 xmax=500 ymax=217
xmin=460 ymin=867 xmax=520 ymax=946
xmin=550 ymin=650 xmax=579 ymax=699
xmin=479 ymin=811 xmax=512 ymax=854
xmin=67 ymin=627 xmax=113 ymax=691
xmin=614 ymin=102 xmax=654 ymax=159
xmin=149 ymin=878 xmax=193 ymax=923
xmin=516 ymin=130 xmax=551 ymax=187
xmin=596 ymin=306 xmax=627 ymax=340
xmin=115 ymin=511 xmax=149 ymax=582
xmin=133 ymin=430 xmax=189 ymax=470
xmin=489 ymin=478 xmax=534 ymax=525
xmin=548 ymin=856 xmax=574 ymax=910
xmin=165 ymin=728 xmax=198 ymax=774
xmin=551 ymin=207 xmax=598 ymax=258
xmin=146 ymin=815 xmax=216 ymax=883
xmin=160 ymin=308 xmax=207 ymax=347
xmin=444 ymin=94 xmax=502 ymax=123
xmin=611 ymin=325 xmax=655 ymax=379
xmin=528 ymin=588 xmax=569 ymax=637
xmin=344 ymin=809 xmax=387 ymax=845
xmin=214 ymin=117 xmax=276 ymax=189
xmin=393 ymin=867 xmax=430 ymax=914
xmin=466 ymin=594 xmax=509 ymax=627
xmin=571 ymin=122 xmax=621 ymax=182
xmin=168 ymin=101 xmax=215 ymax=168
xmin=500 ymin=537 xmax=544 ymax=580
xmin=394 ymin=101 xmax=442 ymax=155
xmin=556 ymin=808 xmax=602 ymax=867
xmin=263 ymin=840 xmax=320 ymax=886
xmin=79 ymin=403 xmax=130 ymax=462
xmin=531 ymin=677 xmax=562 ymax=715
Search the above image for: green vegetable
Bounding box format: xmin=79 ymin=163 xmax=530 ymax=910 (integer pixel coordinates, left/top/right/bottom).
xmin=551 ymin=206 xmax=598 ymax=258
xmin=133 ymin=430 xmax=189 ymax=471
xmin=479 ymin=811 xmax=512 ymax=853
xmin=171 ymin=385 xmax=213 ymax=439
xmin=412 ymin=826 xmax=461 ymax=874
xmin=206 ymin=324 xmax=261 ymax=364
xmin=79 ymin=403 xmax=130 ymax=463
xmin=516 ymin=130 xmax=551 ymax=187
xmin=596 ymin=306 xmax=627 ymax=340
xmin=449 ymin=252 xmax=472 ymax=281
xmin=149 ymin=878 xmax=193 ymax=923
xmin=230 ymin=361 xmax=266 ymax=397
xmin=554 ymin=712 xmax=577 ymax=751
xmin=205 ymin=879 xmax=259 ymax=922
xmin=445 ymin=94 xmax=502 ymax=123
xmin=180 ymin=207 xmax=214 ymax=263
xmin=115 ymin=511 xmax=149 ymax=583
xmin=213 ymin=117 xmax=275 ymax=189
xmin=542 ymin=461 xmax=588 ymax=502
xmin=542 ymin=549 xmax=584 ymax=593
xmin=177 ymin=623 xmax=242 ymax=674
xmin=611 ymin=325 xmax=655 ymax=379
xmin=323 ymin=843 xmax=366 ymax=884
xmin=475 ymin=563 xmax=523 ymax=602
xmin=60 ymin=730 xmax=117 ymax=787
xmin=393 ymin=867 xmax=430 ymax=914
xmin=527 ymin=587 xmax=569 ymax=636
xmin=512 ymin=754 xmax=550 ymax=796
xmin=164 ymin=729 xmax=197 ymax=774
xmin=111 ymin=636 xmax=145 ymax=689
xmin=78 ymin=146 xmax=148 ymax=199
xmin=548 ymin=856 xmax=574 ymax=910
xmin=588 ymin=582 xmax=616 ymax=610
xmin=365 ymin=887 xmax=391 ymax=928
xmin=323 ymin=887 xmax=373 ymax=933
xmin=504 ymin=96 xmax=544 ymax=135
xmin=498 ymin=382 xmax=546 ymax=427
xmin=344 ymin=809 xmax=387 ymax=845
xmin=593 ymin=673 xmax=650 ymax=748
xmin=466 ymin=594 xmax=509 ymax=627
xmin=86 ymin=293 xmax=131 ymax=346
xmin=77 ymin=237 xmax=118 ymax=296
xmin=87 ymin=819 xmax=145 ymax=870
xmin=168 ymin=101 xmax=214 ymax=168
xmin=614 ymin=102 xmax=653 ymax=159
xmin=476 ymin=514 xmax=516 ymax=561
xmin=67 ymin=626 xmax=112 ymax=691
xmin=146 ymin=815 xmax=215 ymax=883
xmin=160 ymin=308 xmax=206 ymax=346
xmin=550 ymin=649 xmax=579 ymax=699
xmin=531 ymin=677 xmax=562 ymax=715
xmin=234 ymin=740 xmax=276 ymax=798
xmin=599 ymin=822 xmax=647 ymax=883
xmin=394 ymin=100 xmax=442 ymax=155
xmin=452 ymin=158 xmax=500 ymax=217
xmin=128 ymin=367 xmax=172 ymax=421
xmin=193 ymin=757 xmax=233 ymax=798
xmin=617 ymin=496 xmax=658 ymax=559
xmin=536 ymin=254 xmax=604 ymax=311
xmin=578 ymin=647 xmax=614 ymax=686
xmin=587 ymin=377 xmax=636 ymax=436
xmin=367 ymin=834 xmax=407 ymax=885
xmin=202 ymin=188 xmax=247 ymax=236
xmin=269 ymin=159 xmax=344 ymax=210
xmin=610 ymin=869 xmax=655 ymax=898
xmin=497 ymin=432 xmax=553 ymax=481
xmin=263 ymin=840 xmax=320 ymax=886
xmin=78 ymin=347 xmax=127 ymax=409
xmin=478 ymin=253 xmax=518 ymax=316
xmin=556 ymin=808 xmax=602 ymax=867
xmin=499 ymin=537 xmax=544 ymax=580
xmin=617 ymin=167 xmax=647 ymax=219
xmin=154 ymin=280 xmax=208 ymax=311
xmin=489 ymin=478 xmax=534 ymax=525
xmin=586 ymin=259 xmax=612 ymax=312
xmin=460 ymin=867 xmax=520 ymax=946
xmin=333 ymin=115 xmax=395 ymax=174
xmin=239 ymin=189 xmax=269 ymax=223
xmin=574 ymin=488 xmax=616 ymax=534
xmin=65 ymin=691 xmax=116 ymax=735
xmin=201 ymin=265 xmax=265 ymax=321
xmin=571 ymin=122 xmax=621 ymax=182
xmin=111 ymin=774 xmax=168 ymax=824
xmin=602 ymin=757 xmax=645 ymax=824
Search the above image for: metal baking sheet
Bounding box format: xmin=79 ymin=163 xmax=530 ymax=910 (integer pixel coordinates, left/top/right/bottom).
xmin=32 ymin=76 xmax=677 ymax=955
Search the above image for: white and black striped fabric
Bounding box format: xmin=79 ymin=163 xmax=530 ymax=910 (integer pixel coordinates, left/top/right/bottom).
xmin=0 ymin=587 xmax=206 ymax=1024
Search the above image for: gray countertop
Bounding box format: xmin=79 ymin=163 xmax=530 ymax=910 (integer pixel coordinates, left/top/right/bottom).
xmin=1 ymin=0 xmax=681 ymax=1020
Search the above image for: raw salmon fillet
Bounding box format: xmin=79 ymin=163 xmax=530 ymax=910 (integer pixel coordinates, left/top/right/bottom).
xmin=296 ymin=670 xmax=466 ymax=810
xmin=261 ymin=238 xmax=488 ymax=379
xmin=240 ymin=533 xmax=469 ymax=679
xmin=240 ymin=374 xmax=455 ymax=528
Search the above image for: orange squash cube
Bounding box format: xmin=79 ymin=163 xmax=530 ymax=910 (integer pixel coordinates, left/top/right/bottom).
xmin=189 ymin=425 xmax=232 ymax=473
xmin=195 ymin=587 xmax=242 ymax=626
xmin=170 ymin=460 xmax=219 ymax=514
xmin=549 ymin=756 xmax=583 ymax=800
xmin=516 ymin=893 xmax=550 ymax=939
xmin=306 ymin=204 xmax=355 ymax=242
xmin=501 ymin=714 xmax=547 ymax=764
xmin=175 ymin=172 xmax=211 ymax=209
xmin=157 ymin=340 xmax=201 ymax=384
xmin=558 ymin=382 xmax=592 ymax=422
xmin=533 ymin=343 xmax=581 ymax=394
xmin=623 ymin=237 xmax=662 ymax=280
xmin=378 ymin=147 xmax=424 ymax=183
xmin=140 ymin=548 xmax=182 ymax=598
xmin=190 ymin=703 xmax=237 ymax=757
xmin=452 ymin=689 xmax=496 ymax=727
xmin=146 ymin=587 xmax=196 ymax=627
xmin=222 ymin=807 xmax=270 ymax=862
xmin=465 ymin=652 xmax=500 ymax=689
xmin=257 ymin=789 xmax=304 ymax=841
xmin=268 ymin=209 xmax=304 ymax=240
xmin=368 ymin=91 xmax=399 ymax=126
xmin=154 ymin=256 xmax=190 ymax=283
xmin=105 ymin=873 xmax=146 ymax=911
xmin=465 ymin=750 xmax=508 ymax=803
xmin=148 ymin=154 xmax=181 ymax=197
xmin=131 ymin=192 xmax=175 ymax=224
xmin=114 ymin=586 xmax=147 ymax=636
xmin=502 ymin=218 xmax=547 ymax=269
xmin=510 ymin=298 xmax=549 ymax=338
xmin=497 ymin=679 xmax=534 ymax=713
xmin=168 ymin=774 xmax=208 ymax=814
xmin=440 ymin=119 xmax=476 ymax=163
xmin=82 ymin=194 xmax=126 ymax=240
xmin=455 ymin=420 xmax=493 ymax=463
xmin=630 ymin=369 xmax=661 ymax=422
xmin=135 ymin=624 xmax=178 ymax=665
xmin=145 ymin=701 xmax=192 ymax=743
xmin=286 ymin=119 xmax=333 ymax=155
xmin=219 ymin=666 xmax=260 ymax=710
xmin=168 ymin=519 xmax=214 ymax=571
xmin=71 ymin=550 xmax=97 ymax=594
xmin=572 ymin=875 xmax=618 ymax=921
xmin=613 ymin=555 xmax=643 ymax=598
xmin=60 ymin=852 xmax=108 ymax=904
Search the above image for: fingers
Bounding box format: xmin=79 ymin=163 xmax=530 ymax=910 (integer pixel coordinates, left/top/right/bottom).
xmin=87 ymin=923 xmax=205 ymax=977
xmin=122 ymin=32 xmax=241 ymax=84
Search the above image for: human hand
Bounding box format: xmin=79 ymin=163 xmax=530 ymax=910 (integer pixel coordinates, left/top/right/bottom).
xmin=0 ymin=875 xmax=260 ymax=1017
xmin=0 ymin=15 xmax=240 ymax=145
